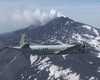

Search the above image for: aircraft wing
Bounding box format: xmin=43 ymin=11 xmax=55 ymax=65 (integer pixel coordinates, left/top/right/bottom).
xmin=57 ymin=44 xmax=83 ymax=54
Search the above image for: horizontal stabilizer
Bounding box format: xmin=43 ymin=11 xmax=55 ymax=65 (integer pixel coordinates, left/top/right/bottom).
xmin=4 ymin=47 xmax=9 ymax=49
xmin=4 ymin=46 xmax=13 ymax=49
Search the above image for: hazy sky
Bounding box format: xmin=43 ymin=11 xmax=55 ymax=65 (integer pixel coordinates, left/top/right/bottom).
xmin=0 ymin=0 xmax=100 ymax=33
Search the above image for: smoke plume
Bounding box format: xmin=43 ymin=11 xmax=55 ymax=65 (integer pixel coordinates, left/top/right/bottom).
xmin=0 ymin=4 xmax=65 ymax=33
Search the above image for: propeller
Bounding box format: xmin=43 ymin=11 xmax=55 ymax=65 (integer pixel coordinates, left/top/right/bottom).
xmin=79 ymin=42 xmax=86 ymax=52
xmin=82 ymin=42 xmax=87 ymax=52
xmin=83 ymin=42 xmax=86 ymax=48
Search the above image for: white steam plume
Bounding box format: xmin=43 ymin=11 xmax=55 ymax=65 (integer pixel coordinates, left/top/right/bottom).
xmin=0 ymin=4 xmax=65 ymax=34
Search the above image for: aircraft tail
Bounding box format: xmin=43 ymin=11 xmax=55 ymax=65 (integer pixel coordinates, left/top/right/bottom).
xmin=20 ymin=32 xmax=40 ymax=48
xmin=20 ymin=32 xmax=29 ymax=48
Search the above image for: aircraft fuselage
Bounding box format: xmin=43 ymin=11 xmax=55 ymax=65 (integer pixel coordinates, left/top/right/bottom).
xmin=4 ymin=32 xmax=91 ymax=55
xmin=13 ymin=44 xmax=90 ymax=55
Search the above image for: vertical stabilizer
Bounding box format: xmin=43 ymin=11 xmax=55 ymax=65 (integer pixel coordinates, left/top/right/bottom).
xmin=20 ymin=32 xmax=29 ymax=47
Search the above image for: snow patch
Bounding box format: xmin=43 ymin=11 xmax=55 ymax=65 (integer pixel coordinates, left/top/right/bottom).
xmin=40 ymin=57 xmax=50 ymax=63
xmin=21 ymin=74 xmax=24 ymax=79
xmin=95 ymin=36 xmax=100 ymax=40
xmin=38 ymin=57 xmax=50 ymax=70
xmin=83 ymin=34 xmax=95 ymax=39
xmin=62 ymin=36 xmax=65 ymax=39
xmin=89 ymin=61 xmax=93 ymax=64
xmin=62 ymin=54 xmax=69 ymax=59
xmin=89 ymin=39 xmax=100 ymax=51
xmin=82 ymin=25 xmax=91 ymax=30
xmin=97 ymin=53 xmax=100 ymax=58
xmin=56 ymin=40 xmax=64 ymax=45
xmin=27 ymin=75 xmax=32 ymax=80
xmin=72 ymin=33 xmax=83 ymax=41
xmin=34 ymin=78 xmax=37 ymax=80
xmin=48 ymin=65 xmax=80 ymax=80
xmin=65 ymin=21 xmax=69 ymax=25
xmin=97 ymin=67 xmax=100 ymax=73
xmin=49 ymin=38 xmax=56 ymax=42
xmin=30 ymin=55 xmax=38 ymax=65
xmin=89 ymin=76 xmax=96 ymax=80
xmin=93 ymin=28 xmax=99 ymax=36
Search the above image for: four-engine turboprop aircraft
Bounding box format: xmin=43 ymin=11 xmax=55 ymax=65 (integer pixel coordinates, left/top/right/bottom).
xmin=4 ymin=32 xmax=91 ymax=55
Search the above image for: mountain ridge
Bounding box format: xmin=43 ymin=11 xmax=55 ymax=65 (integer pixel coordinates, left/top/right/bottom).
xmin=0 ymin=17 xmax=100 ymax=80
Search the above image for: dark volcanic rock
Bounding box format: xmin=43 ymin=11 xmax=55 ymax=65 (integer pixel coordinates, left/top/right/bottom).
xmin=0 ymin=17 xmax=100 ymax=80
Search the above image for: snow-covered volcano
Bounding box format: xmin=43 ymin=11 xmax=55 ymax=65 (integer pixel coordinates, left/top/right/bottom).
xmin=0 ymin=17 xmax=100 ymax=80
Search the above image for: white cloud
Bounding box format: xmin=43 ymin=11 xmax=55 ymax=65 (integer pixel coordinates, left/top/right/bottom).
xmin=0 ymin=3 xmax=65 ymax=34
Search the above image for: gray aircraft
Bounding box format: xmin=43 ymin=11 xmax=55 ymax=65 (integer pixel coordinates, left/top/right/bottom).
xmin=4 ymin=32 xmax=91 ymax=55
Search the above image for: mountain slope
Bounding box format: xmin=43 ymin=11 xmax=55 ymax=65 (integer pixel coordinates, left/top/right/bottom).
xmin=13 ymin=17 xmax=100 ymax=80
xmin=0 ymin=17 xmax=100 ymax=80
